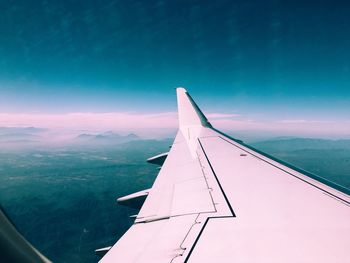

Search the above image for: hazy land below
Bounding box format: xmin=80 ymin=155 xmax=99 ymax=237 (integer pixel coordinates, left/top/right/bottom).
xmin=0 ymin=127 xmax=349 ymax=262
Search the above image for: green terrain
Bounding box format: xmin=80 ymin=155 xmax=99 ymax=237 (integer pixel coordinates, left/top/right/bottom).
xmin=0 ymin=135 xmax=349 ymax=262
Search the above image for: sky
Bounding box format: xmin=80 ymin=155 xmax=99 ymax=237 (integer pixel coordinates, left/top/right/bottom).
xmin=0 ymin=0 xmax=349 ymax=138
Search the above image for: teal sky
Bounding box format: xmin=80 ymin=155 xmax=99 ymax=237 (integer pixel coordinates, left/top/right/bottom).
xmin=0 ymin=1 xmax=349 ymax=128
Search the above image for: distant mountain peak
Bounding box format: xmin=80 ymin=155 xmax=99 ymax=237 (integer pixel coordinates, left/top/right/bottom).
xmin=0 ymin=127 xmax=46 ymax=144
xmin=0 ymin=126 xmax=47 ymax=134
xmin=74 ymin=132 xmax=139 ymax=145
xmin=126 ymin=133 xmax=139 ymax=138
xmin=101 ymin=131 xmax=120 ymax=136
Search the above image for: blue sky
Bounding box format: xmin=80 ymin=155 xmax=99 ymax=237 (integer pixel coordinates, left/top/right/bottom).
xmin=0 ymin=0 xmax=349 ymax=137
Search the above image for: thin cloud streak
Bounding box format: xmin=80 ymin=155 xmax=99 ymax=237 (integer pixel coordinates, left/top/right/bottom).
xmin=278 ymin=119 xmax=335 ymax=124
xmin=206 ymin=113 xmax=240 ymax=119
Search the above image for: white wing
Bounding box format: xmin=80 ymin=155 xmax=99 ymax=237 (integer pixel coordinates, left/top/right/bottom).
xmin=100 ymin=88 xmax=350 ymax=263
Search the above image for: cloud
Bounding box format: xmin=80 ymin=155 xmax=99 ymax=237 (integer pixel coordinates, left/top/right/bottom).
xmin=206 ymin=113 xmax=240 ymax=119
xmin=0 ymin=112 xmax=179 ymax=137
xmin=0 ymin=111 xmax=349 ymax=138
xmin=278 ymin=119 xmax=334 ymax=124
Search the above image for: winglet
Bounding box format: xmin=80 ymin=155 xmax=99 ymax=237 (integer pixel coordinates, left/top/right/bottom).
xmin=176 ymin=87 xmax=212 ymax=128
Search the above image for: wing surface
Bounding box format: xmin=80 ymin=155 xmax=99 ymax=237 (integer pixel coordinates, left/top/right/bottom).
xmin=100 ymin=88 xmax=350 ymax=263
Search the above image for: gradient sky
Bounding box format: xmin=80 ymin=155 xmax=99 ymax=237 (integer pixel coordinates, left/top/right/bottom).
xmin=0 ymin=1 xmax=349 ymax=137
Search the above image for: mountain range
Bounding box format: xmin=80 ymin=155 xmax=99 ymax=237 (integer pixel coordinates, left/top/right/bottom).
xmin=74 ymin=131 xmax=140 ymax=145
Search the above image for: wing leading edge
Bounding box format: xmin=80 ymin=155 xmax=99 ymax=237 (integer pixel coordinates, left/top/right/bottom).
xmin=100 ymin=88 xmax=350 ymax=263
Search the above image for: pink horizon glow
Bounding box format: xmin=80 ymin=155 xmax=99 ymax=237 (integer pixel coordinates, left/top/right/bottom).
xmin=0 ymin=112 xmax=349 ymax=138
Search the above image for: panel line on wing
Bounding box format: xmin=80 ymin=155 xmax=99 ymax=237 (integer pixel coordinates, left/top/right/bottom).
xmin=183 ymin=215 xmax=235 ymax=263
xmin=218 ymin=136 xmax=350 ymax=205
xmin=196 ymin=149 xmax=217 ymax=213
xmin=212 ymin=127 xmax=350 ymax=195
xmin=170 ymin=213 xmax=201 ymax=263
xmin=198 ymin=138 xmax=236 ymax=216
xmin=321 ymin=192 xmax=350 ymax=207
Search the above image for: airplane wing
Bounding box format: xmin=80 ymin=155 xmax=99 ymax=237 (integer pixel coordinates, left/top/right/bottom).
xmin=100 ymin=88 xmax=350 ymax=263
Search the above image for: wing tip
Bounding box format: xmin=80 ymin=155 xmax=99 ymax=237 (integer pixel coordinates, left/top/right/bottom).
xmin=176 ymin=87 xmax=212 ymax=128
xmin=176 ymin=87 xmax=187 ymax=93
